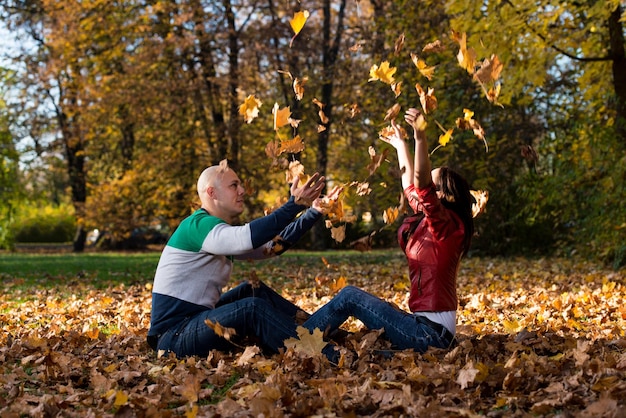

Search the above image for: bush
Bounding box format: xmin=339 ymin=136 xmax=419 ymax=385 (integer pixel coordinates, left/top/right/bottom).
xmin=11 ymin=203 xmax=76 ymax=243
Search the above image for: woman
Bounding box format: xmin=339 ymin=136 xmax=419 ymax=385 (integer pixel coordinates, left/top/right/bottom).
xmin=303 ymin=108 xmax=475 ymax=353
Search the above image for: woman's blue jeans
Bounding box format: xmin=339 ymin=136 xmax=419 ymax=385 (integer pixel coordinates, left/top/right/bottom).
xmin=156 ymin=281 xmax=306 ymax=358
xmin=302 ymin=285 xmax=454 ymax=352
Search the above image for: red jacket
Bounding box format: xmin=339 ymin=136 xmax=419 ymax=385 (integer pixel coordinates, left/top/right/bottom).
xmin=398 ymin=183 xmax=465 ymax=312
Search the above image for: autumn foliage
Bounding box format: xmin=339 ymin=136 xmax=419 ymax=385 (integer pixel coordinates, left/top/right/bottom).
xmin=1 ymin=252 xmax=625 ymax=417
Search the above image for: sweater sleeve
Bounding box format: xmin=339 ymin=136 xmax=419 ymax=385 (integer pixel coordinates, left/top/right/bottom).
xmin=269 ymin=208 xmax=322 ymax=255
xmin=248 ymin=196 xmax=308 ymax=248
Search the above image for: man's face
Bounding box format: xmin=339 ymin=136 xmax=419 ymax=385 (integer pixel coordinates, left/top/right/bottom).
xmin=210 ymin=169 xmax=245 ymax=219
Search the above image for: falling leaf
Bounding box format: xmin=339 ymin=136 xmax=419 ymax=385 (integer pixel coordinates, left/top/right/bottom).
xmin=415 ymin=83 xmax=437 ymax=114
xmin=411 ymin=53 xmax=436 ymax=80
xmin=368 ymin=61 xmax=397 ymax=85
xmin=422 ymin=39 xmax=445 ymax=54
xmin=451 ymin=29 xmax=476 ymax=74
xmin=218 ymin=159 xmax=229 ymax=172
xmin=383 ymin=206 xmax=399 ymax=224
xmin=265 ymin=140 xmax=281 ymax=159
xmin=284 ymin=326 xmax=327 ymax=357
xmin=391 ymin=81 xmax=402 ymax=97
xmin=312 ymin=98 xmax=324 ymax=109
xmin=393 ymin=33 xmax=405 ymax=56
xmin=293 ymin=77 xmax=307 ymax=100
xmin=438 ymin=128 xmax=453 ymax=147
xmin=331 ymin=225 xmax=346 ymax=243
xmin=355 ymin=182 xmax=371 ymax=196
xmin=384 ymin=103 xmax=401 ymax=122
xmin=470 ymin=189 xmax=489 ymax=218
xmin=379 ymin=124 xmax=407 ymax=141
xmin=473 ymin=54 xmax=503 ymax=85
xmin=273 ymin=103 xmax=291 ymax=130
xmin=289 ymin=10 xmax=310 ymax=47
xmin=330 ymin=276 xmax=347 ymax=293
xmin=279 ymin=135 xmax=305 ymax=154
xmin=346 ymin=102 xmax=360 ymax=118
xmin=238 ymin=95 xmax=262 ymax=123
xmin=286 ymin=160 xmax=305 ymax=184
xmin=455 ymin=108 xmax=488 ymax=151
xmin=367 ymin=146 xmax=389 ymax=176
xmin=205 ymin=319 xmax=236 ymax=341
xmin=318 ymin=110 xmax=329 ymax=124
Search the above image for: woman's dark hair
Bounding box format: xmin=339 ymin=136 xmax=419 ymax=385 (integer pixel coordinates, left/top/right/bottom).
xmin=436 ymin=166 xmax=475 ymax=256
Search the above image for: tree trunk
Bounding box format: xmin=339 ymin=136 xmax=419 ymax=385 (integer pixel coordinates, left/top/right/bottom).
xmin=608 ymin=4 xmax=626 ymax=146
xmin=311 ymin=0 xmax=347 ymax=250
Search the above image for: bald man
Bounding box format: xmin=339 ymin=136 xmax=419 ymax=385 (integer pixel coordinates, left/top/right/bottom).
xmin=147 ymin=162 xmax=341 ymax=361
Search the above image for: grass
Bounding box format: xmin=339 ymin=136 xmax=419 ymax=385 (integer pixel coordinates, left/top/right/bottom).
xmin=0 ymin=249 xmax=404 ymax=285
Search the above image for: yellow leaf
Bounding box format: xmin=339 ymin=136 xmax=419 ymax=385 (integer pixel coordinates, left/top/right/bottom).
xmin=289 ymin=10 xmax=310 ymax=47
xmin=411 ymin=53 xmax=436 ymax=80
xmin=451 ymin=30 xmax=476 ymax=74
xmin=114 ymin=390 xmax=128 ymax=407
xmin=238 ymin=94 xmax=262 ymax=123
xmin=502 ymin=319 xmax=523 ymax=334
xmin=438 ymin=128 xmax=453 ymax=147
xmin=290 ymin=10 xmax=309 ymax=35
xmin=330 ymin=276 xmax=347 ymax=293
xmin=368 ymin=61 xmax=397 ymax=85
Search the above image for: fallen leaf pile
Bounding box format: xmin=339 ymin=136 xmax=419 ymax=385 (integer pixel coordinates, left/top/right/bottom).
xmin=1 ymin=252 xmax=625 ymax=417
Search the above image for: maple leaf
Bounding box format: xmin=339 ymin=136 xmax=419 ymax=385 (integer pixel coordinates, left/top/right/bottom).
xmin=279 ymin=135 xmax=305 ymax=155
xmin=457 ymin=361 xmax=480 ymax=389
xmin=284 ymin=326 xmax=326 ymax=357
xmin=218 ymin=158 xmax=229 ymax=172
xmin=289 ymin=10 xmax=309 ymax=47
xmin=474 ymin=54 xmax=503 ymax=85
xmin=330 ymin=224 xmax=346 ymax=243
xmin=383 ymin=206 xmax=399 ymax=224
xmin=368 ymin=61 xmax=397 ymax=85
xmin=346 ymin=102 xmax=360 ymax=118
xmin=366 ymin=146 xmax=389 ymax=176
xmin=238 ymin=94 xmax=262 ymax=123
xmin=379 ymin=124 xmax=407 ymax=141
xmin=391 ymin=81 xmax=402 ymax=97
xmin=273 ymin=103 xmax=291 ymax=130
xmin=205 ymin=319 xmax=236 ymax=341
xmin=422 ymin=39 xmax=445 ymax=54
xmin=293 ymin=77 xmax=307 ymax=100
xmin=236 ymin=345 xmax=260 ymax=366
xmin=384 ymin=103 xmax=401 ymax=122
xmin=393 ymin=33 xmax=405 ymax=56
xmin=470 ymin=189 xmax=489 ymax=218
xmin=451 ymin=29 xmax=476 ymax=74
xmin=415 ymin=83 xmax=437 ymax=114
xmin=411 ymin=53 xmax=436 ymax=80
xmin=455 ymin=108 xmax=488 ymax=151
xmin=285 ymin=160 xmax=305 ymax=184
xmin=265 ymin=140 xmax=281 ymax=159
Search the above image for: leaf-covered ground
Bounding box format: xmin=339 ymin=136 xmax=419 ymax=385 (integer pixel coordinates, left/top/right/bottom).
xmin=1 ymin=250 xmax=625 ymax=417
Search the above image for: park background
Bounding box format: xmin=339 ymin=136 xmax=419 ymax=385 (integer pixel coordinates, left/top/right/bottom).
xmin=1 ymin=1 xmax=626 ymax=416
xmin=0 ymin=0 xmax=624 ymax=268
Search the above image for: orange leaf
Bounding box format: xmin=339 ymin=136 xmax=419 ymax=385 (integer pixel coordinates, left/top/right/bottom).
xmin=205 ymin=319 xmax=236 ymax=340
xmin=284 ymin=326 xmax=327 ymax=357
xmin=273 ymin=103 xmax=291 ymax=130
xmin=279 ymin=135 xmax=305 ymax=154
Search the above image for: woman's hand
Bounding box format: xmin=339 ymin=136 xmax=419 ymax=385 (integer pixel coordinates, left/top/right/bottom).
xmin=404 ymin=108 xmax=427 ymax=141
xmin=291 ymin=172 xmax=326 ymax=206
xmin=379 ymin=119 xmax=407 ymax=149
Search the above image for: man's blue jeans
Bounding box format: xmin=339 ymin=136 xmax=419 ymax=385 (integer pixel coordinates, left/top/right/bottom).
xmin=156 ymin=281 xmax=306 ymax=358
xmin=302 ymin=285 xmax=454 ymax=352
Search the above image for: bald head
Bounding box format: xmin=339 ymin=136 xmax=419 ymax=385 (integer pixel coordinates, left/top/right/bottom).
xmin=197 ymin=164 xmax=245 ymax=223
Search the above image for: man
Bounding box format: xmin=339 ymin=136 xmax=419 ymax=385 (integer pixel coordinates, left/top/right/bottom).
xmin=147 ymin=161 xmax=339 ymax=360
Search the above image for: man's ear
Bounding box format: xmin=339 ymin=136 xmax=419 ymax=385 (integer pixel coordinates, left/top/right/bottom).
xmin=206 ymin=186 xmax=215 ymax=199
